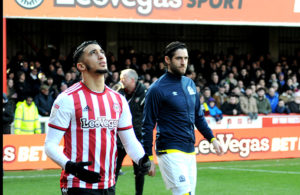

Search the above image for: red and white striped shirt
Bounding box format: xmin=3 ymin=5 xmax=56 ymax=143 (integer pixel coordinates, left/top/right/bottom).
xmin=48 ymin=81 xmax=133 ymax=189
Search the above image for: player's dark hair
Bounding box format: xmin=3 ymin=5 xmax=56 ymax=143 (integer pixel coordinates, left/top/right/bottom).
xmin=73 ymin=40 xmax=100 ymax=64
xmin=164 ymin=41 xmax=187 ymax=59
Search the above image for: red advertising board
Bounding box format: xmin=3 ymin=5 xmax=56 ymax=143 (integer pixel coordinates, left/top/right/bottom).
xmin=3 ymin=0 xmax=300 ymax=26
xmin=3 ymin=115 xmax=300 ymax=170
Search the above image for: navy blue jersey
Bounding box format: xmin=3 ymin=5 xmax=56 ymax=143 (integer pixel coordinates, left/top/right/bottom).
xmin=142 ymin=72 xmax=214 ymax=156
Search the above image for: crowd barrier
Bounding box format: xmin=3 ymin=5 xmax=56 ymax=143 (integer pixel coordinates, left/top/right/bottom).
xmin=3 ymin=114 xmax=300 ymax=171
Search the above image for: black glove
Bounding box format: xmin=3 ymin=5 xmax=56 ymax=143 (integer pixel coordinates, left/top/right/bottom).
xmin=138 ymin=154 xmax=151 ymax=175
xmin=65 ymin=161 xmax=101 ymax=183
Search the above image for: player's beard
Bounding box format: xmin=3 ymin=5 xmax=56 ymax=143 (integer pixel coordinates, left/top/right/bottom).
xmin=169 ymin=63 xmax=186 ymax=76
xmin=86 ymin=63 xmax=108 ymax=74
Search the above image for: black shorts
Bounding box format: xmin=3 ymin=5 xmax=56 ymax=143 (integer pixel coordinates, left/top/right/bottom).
xmin=61 ymin=186 xmax=115 ymax=195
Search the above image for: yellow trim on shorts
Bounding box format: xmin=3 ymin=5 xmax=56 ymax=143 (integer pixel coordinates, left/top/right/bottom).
xmin=158 ymin=149 xmax=196 ymax=155
xmin=148 ymin=155 xmax=154 ymax=161
xmin=210 ymin=137 xmax=216 ymax=143
xmin=183 ymin=193 xmax=191 ymax=195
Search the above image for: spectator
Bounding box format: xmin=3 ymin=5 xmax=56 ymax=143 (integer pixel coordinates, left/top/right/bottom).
xmin=221 ymin=72 xmax=237 ymax=89
xmin=111 ymin=71 xmax=120 ymax=87
xmin=231 ymin=85 xmax=242 ymax=98
xmin=287 ymin=91 xmax=300 ymax=113
xmin=27 ymin=68 xmax=42 ymax=97
xmin=157 ymin=61 xmax=166 ymax=77
xmin=63 ymin=71 xmax=74 ymax=87
xmin=131 ymin=56 xmax=139 ymax=71
xmin=258 ymin=79 xmax=266 ymax=89
xmin=238 ymin=68 xmax=250 ymax=87
xmin=34 ymin=84 xmax=55 ymax=116
xmin=20 ymin=61 xmax=31 ymax=77
xmin=200 ymin=94 xmax=209 ymax=116
xmin=207 ymin=97 xmax=223 ymax=122
xmin=291 ymin=74 xmax=299 ymax=89
xmin=14 ymin=96 xmax=41 ymax=134
xmin=213 ymin=83 xmax=228 ymax=108
xmin=282 ymin=78 xmax=295 ymax=92
xmin=46 ymin=64 xmax=57 ymax=79
xmin=275 ymin=99 xmax=291 ymax=114
xmin=208 ymin=72 xmax=219 ymax=96
xmin=45 ymin=76 xmax=59 ymax=99
xmin=255 ymin=87 xmax=272 ymax=115
xmin=266 ymin=87 xmax=279 ymax=113
xmin=221 ymin=94 xmax=241 ymax=116
xmin=71 ymin=71 xmax=80 ymax=83
xmin=240 ymin=87 xmax=258 ymax=120
xmin=218 ymin=64 xmax=228 ymax=81
xmin=237 ymin=80 xmax=245 ymax=94
xmin=267 ymin=73 xmax=279 ymax=88
xmin=14 ymin=71 xmax=31 ymax=102
xmin=60 ymin=82 xmax=68 ymax=92
xmin=3 ymin=93 xmax=14 ymax=134
xmin=278 ymin=73 xmax=285 ymax=92
xmin=55 ymin=67 xmax=65 ymax=87
xmin=7 ymin=78 xmax=18 ymax=108
xmin=279 ymin=89 xmax=294 ymax=103
xmin=202 ymin=87 xmax=212 ymax=103
xmin=109 ymin=64 xmax=117 ymax=72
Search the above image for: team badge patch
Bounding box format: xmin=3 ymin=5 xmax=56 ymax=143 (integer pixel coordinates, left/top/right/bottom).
xmin=51 ymin=104 xmax=60 ymax=117
xmin=54 ymin=104 xmax=60 ymax=109
xmin=179 ymin=175 xmax=186 ymax=182
xmin=187 ymin=86 xmax=196 ymax=95
xmin=113 ymin=103 xmax=121 ymax=113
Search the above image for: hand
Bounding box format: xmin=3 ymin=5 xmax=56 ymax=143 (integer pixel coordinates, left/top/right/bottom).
xmin=138 ymin=154 xmax=151 ymax=175
xmin=212 ymin=139 xmax=224 ymax=156
xmin=65 ymin=161 xmax=101 ymax=183
xmin=233 ymin=109 xmax=237 ymax=115
xmin=148 ymin=160 xmax=156 ymax=176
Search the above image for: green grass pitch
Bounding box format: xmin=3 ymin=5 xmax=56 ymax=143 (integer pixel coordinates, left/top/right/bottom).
xmin=3 ymin=158 xmax=300 ymax=195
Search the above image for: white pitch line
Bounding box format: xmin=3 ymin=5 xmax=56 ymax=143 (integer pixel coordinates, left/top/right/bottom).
xmin=3 ymin=174 xmax=60 ymax=179
xmin=199 ymin=162 xmax=300 ymax=169
xmin=200 ymin=167 xmax=300 ymax=174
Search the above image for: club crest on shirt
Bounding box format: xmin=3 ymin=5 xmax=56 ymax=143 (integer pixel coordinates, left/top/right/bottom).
xmin=80 ymin=117 xmax=118 ymax=129
xmin=51 ymin=104 xmax=60 ymax=117
xmin=113 ymin=103 xmax=121 ymax=113
xmin=187 ymin=86 xmax=196 ymax=95
xmin=179 ymin=175 xmax=186 ymax=182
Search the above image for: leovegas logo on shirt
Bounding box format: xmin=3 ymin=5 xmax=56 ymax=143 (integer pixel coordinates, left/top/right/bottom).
xmin=80 ymin=117 xmax=118 ymax=129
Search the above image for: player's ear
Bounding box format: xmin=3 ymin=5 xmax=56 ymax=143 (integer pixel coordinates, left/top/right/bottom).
xmin=164 ymin=56 xmax=171 ymax=65
xmin=77 ymin=62 xmax=86 ymax=71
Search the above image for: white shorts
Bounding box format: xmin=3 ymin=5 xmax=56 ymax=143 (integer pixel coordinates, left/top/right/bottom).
xmin=157 ymin=152 xmax=196 ymax=195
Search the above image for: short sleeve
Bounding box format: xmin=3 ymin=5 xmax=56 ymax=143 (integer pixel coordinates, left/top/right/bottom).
xmin=117 ymin=95 xmax=133 ymax=131
xmin=48 ymin=93 xmax=73 ymax=131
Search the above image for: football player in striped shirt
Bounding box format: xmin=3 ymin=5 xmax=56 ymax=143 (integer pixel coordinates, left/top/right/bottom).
xmin=45 ymin=40 xmax=150 ymax=195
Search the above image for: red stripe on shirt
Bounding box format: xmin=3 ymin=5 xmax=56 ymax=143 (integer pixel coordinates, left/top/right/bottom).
xmin=83 ymin=90 xmax=96 ymax=189
xmin=106 ymin=92 xmax=117 ymax=187
xmin=48 ymin=123 xmax=68 ymax=131
xmin=98 ymin=95 xmax=107 ymax=189
xmin=73 ymin=92 xmax=83 ymax=188
xmin=61 ymin=122 xmax=71 ymax=189
xmin=117 ymin=125 xmax=133 ymax=131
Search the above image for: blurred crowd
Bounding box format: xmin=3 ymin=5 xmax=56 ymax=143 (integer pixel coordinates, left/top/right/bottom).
xmin=3 ymin=46 xmax=300 ymax=134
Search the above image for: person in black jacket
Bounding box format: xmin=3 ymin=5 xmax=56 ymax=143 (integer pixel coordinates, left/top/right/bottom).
xmin=114 ymin=69 xmax=147 ymax=195
xmin=287 ymin=91 xmax=300 ymax=113
xmin=34 ymin=84 xmax=54 ymax=116
xmin=221 ymin=93 xmax=242 ymax=116
xmin=3 ymin=93 xmax=14 ymax=134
